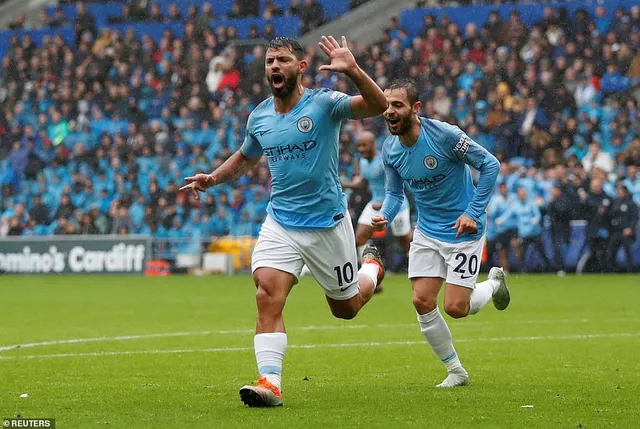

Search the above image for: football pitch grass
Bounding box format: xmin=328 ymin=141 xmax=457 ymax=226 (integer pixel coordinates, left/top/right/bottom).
xmin=1 ymin=274 xmax=639 ymax=428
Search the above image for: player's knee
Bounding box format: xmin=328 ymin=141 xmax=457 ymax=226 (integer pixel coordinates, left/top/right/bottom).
xmin=329 ymin=300 xmax=359 ymax=320
xmin=331 ymin=307 xmax=358 ymax=320
xmin=444 ymin=300 xmax=469 ymax=319
xmin=412 ymin=294 xmax=437 ymax=314
xmin=254 ymin=276 xmax=286 ymax=312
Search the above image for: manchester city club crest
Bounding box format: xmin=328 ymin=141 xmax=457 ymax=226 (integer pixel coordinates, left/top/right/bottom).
xmin=297 ymin=117 xmax=313 ymax=133
xmin=424 ymin=156 xmax=438 ymax=169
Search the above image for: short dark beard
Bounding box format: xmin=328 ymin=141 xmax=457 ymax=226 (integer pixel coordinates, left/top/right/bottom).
xmin=268 ymin=74 xmax=298 ymax=98
xmin=387 ymin=115 xmax=413 ymax=135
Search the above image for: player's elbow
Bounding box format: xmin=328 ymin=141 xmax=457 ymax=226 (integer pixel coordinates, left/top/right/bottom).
xmin=486 ymin=154 xmax=500 ymax=173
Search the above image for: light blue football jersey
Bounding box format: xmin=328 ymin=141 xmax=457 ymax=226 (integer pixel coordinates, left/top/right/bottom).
xmin=240 ymin=88 xmax=355 ymax=230
xmin=487 ymin=192 xmax=517 ymax=237
xmin=360 ymin=153 xmax=409 ymax=210
xmin=381 ymin=118 xmax=499 ymax=243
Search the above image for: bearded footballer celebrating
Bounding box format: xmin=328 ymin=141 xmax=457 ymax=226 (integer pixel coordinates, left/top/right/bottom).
xmin=181 ymin=36 xmax=388 ymax=407
xmin=372 ymin=79 xmax=510 ymax=388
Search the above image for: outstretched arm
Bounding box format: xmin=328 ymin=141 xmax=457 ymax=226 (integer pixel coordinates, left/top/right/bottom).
xmin=211 ymin=150 xmax=261 ymax=184
xmin=180 ymin=150 xmax=260 ymax=199
xmin=318 ymin=35 xmax=387 ymax=119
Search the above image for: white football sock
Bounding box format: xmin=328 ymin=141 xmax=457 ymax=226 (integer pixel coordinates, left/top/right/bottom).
xmin=417 ymin=307 xmax=463 ymax=373
xmin=358 ymin=263 xmax=379 ymax=289
xmin=468 ymin=279 xmax=499 ymax=315
xmin=357 ymin=245 xmax=366 ymax=260
xmin=254 ymin=332 xmax=287 ymax=390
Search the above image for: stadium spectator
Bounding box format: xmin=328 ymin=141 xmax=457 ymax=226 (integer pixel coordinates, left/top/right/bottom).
xmin=601 ymin=63 xmax=631 ymax=97
xmin=50 ymin=8 xmax=71 ymax=28
xmin=263 ymin=0 xmax=284 ymax=18
xmin=166 ymin=3 xmax=183 ymax=22
xmin=547 ymin=182 xmax=579 ymax=273
xmin=607 ymin=182 xmax=639 ymax=272
xmin=487 ymin=182 xmax=516 ymax=272
xmin=581 ymin=176 xmax=612 ymax=272
xmin=29 ymin=195 xmax=51 ymax=225
xmin=582 ymin=143 xmax=615 ymax=175
xmin=37 ymin=10 xmax=52 ymax=29
xmin=148 ymin=4 xmax=164 ymax=23
xmin=8 ymin=12 xmax=27 ymax=30
xmin=497 ymin=187 xmax=552 ymax=272
xmin=299 ymin=0 xmax=324 ymax=34
xmin=74 ymin=3 xmax=97 ymax=45
xmin=226 ymin=1 xmax=244 ymax=19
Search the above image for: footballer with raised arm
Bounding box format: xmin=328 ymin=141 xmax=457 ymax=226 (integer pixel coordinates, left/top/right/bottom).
xmin=181 ymin=36 xmax=388 ymax=407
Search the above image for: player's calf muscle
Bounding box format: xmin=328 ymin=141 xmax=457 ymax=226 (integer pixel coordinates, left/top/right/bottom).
xmin=355 ymin=226 xmax=371 ymax=245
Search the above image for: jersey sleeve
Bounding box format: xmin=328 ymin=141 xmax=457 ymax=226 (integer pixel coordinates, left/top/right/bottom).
xmin=239 ymin=112 xmax=263 ymax=159
xmin=443 ymin=123 xmax=500 ymax=222
xmin=380 ymin=144 xmax=404 ymax=223
xmin=314 ymin=88 xmax=355 ymax=120
xmin=496 ymin=205 xmax=514 ymax=226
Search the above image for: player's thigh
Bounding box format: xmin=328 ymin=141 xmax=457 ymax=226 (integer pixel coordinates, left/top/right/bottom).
xmin=408 ymin=229 xmax=447 ymax=280
xmin=441 ymin=236 xmax=484 ymax=289
xmin=411 ymin=276 xmax=444 ymax=313
xmin=300 ymin=213 xmax=360 ymax=302
xmin=390 ymin=207 xmax=412 ymax=237
xmin=252 ymin=215 xmax=305 ymax=287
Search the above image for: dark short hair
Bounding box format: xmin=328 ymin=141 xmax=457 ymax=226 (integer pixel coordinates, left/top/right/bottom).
xmin=386 ymin=78 xmax=419 ymax=105
xmin=268 ymin=37 xmax=304 ymax=60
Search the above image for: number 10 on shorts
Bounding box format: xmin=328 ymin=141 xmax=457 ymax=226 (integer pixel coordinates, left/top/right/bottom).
xmin=334 ymin=262 xmax=354 ymax=287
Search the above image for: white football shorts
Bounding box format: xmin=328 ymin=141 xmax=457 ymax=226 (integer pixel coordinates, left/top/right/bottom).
xmin=357 ymin=201 xmax=411 ymax=237
xmin=408 ymin=228 xmax=485 ymax=289
xmin=251 ymin=213 xmax=360 ymax=300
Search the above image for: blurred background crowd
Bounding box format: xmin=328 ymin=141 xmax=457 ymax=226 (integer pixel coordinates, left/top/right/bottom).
xmin=0 ymin=0 xmax=638 ymax=272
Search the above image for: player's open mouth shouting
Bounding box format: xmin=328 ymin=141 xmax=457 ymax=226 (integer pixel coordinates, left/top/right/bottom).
xmin=384 ymin=113 xmax=402 ymax=133
xmin=270 ymin=72 xmax=285 ymax=89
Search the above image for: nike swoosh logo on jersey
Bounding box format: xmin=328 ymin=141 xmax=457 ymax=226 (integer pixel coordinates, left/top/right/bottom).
xmin=339 ymin=284 xmax=352 ymax=292
xmin=255 ymin=129 xmax=273 ymax=136
xmin=459 ymin=274 xmax=474 ymax=279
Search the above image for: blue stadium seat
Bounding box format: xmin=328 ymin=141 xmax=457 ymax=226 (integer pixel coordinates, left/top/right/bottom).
xmin=400 ymin=0 xmax=640 ymax=38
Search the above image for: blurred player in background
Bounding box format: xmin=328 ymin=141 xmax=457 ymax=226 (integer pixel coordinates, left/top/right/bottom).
xmin=372 ymin=79 xmax=510 ymax=388
xmin=181 ymin=36 xmax=387 ymax=407
xmin=342 ymin=131 xmax=413 ymax=263
xmin=487 ymin=182 xmax=517 ymax=273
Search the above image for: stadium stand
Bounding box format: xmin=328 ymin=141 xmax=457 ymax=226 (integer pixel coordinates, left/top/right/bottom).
xmin=0 ymin=0 xmax=638 ymax=273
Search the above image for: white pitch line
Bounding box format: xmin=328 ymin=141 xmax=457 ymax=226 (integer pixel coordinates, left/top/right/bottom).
xmin=1 ymin=317 xmax=638 ymax=353
xmin=0 ymin=324 xmax=372 ymax=352
xmin=0 ymin=331 xmax=211 ymax=352
xmin=0 ymin=332 xmax=638 ymax=361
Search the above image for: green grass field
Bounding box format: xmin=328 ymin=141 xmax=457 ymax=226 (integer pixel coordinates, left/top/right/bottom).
xmin=1 ymin=273 xmax=639 ymax=428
